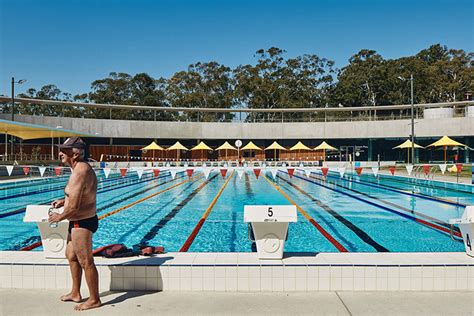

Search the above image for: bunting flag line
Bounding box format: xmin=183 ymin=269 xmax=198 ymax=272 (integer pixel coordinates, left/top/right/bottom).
xmin=287 ymin=168 xmax=295 ymax=178
xmin=371 ymin=167 xmax=379 ymax=177
xmin=253 ymin=168 xmax=261 ymax=179
xmin=103 ymin=168 xmax=111 ymax=178
xmin=170 ymin=169 xmax=177 ymax=179
xmin=439 ymin=164 xmax=447 ymax=175
xmin=321 ymin=167 xmax=329 ymax=177
xmin=22 ymin=167 xmax=30 ymax=175
xmin=389 ymin=166 xmax=395 ymax=176
xmin=119 ymin=168 xmax=127 ymax=178
xmin=38 ymin=166 xmax=47 ymax=177
xmin=136 ymin=168 xmax=144 ymax=179
xmin=186 ymin=169 xmax=194 ymax=178
xmin=220 ymin=169 xmax=227 ymax=178
xmin=355 ymin=167 xmax=363 ymax=176
xmin=423 ymin=164 xmax=430 ymax=175
xmin=304 ymin=168 xmax=312 ymax=178
xmin=338 ymin=167 xmax=346 ymax=178
xmin=236 ymin=168 xmax=244 ymax=179
xmin=202 ymin=167 xmax=211 ymax=179
xmin=405 ymin=165 xmax=414 ymax=176
xmin=6 ymin=165 xmax=14 ymax=176
xmin=270 ymin=168 xmax=278 ymax=179
xmin=54 ymin=167 xmax=62 ymax=177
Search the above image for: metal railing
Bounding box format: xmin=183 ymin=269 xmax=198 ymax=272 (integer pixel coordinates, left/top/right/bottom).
xmin=1 ymin=96 xmax=473 ymax=123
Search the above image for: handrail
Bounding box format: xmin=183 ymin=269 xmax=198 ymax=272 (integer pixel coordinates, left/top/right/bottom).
xmin=1 ymin=96 xmax=473 ymax=113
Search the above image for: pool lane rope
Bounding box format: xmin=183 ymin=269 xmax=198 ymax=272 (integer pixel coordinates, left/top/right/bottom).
xmin=263 ymin=174 xmax=348 ymax=252
xmin=19 ymin=174 xmax=201 ymax=251
xmin=276 ymin=175 xmax=389 ymax=252
xmin=291 ymin=172 xmax=463 ymax=240
xmin=180 ymin=170 xmax=235 ymax=252
xmin=309 ymin=173 xmax=462 ymax=235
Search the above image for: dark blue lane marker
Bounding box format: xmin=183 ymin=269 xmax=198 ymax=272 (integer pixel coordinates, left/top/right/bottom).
xmin=0 ymin=172 xmax=174 ymax=219
xmin=277 ymin=175 xmax=389 ymax=252
xmin=310 ymin=173 xmax=461 ymax=234
xmin=288 ymin=171 xmax=463 ymax=240
xmin=323 ymin=172 xmax=466 ymax=208
xmin=135 ymin=174 xmax=218 ymax=248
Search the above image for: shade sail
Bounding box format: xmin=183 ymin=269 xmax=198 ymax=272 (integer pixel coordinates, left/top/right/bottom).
xmin=0 ymin=119 xmax=93 ymax=140
xmin=215 ymin=141 xmax=237 ymax=151
xmin=314 ymin=141 xmax=337 ymax=151
xmin=241 ymin=141 xmax=262 ymax=151
xmin=141 ymin=141 xmax=163 ymax=151
xmin=265 ymin=141 xmax=287 ymax=151
xmin=427 ymin=136 xmax=466 ymax=148
xmin=166 ymin=141 xmax=188 ymax=151
xmin=393 ymin=139 xmax=424 ymax=149
xmin=289 ymin=141 xmax=311 ymax=151
xmin=191 ymin=141 xmax=213 ymax=151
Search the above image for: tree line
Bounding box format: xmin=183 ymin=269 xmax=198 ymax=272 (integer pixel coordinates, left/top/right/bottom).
xmin=5 ymin=43 xmax=473 ymax=122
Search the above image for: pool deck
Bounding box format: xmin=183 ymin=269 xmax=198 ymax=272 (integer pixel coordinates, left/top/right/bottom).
xmin=1 ymin=289 xmax=473 ymax=315
xmin=1 ymin=251 xmax=472 ymax=292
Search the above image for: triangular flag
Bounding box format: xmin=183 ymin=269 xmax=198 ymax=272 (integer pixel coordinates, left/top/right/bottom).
xmin=120 ymin=168 xmax=127 ymax=177
xmin=287 ymin=168 xmax=295 ymax=178
xmin=6 ymin=166 xmax=13 ymax=176
xmin=202 ymin=162 xmax=207 ymax=167
xmin=299 ymin=163 xmax=304 ymax=168
xmin=371 ymin=167 xmax=379 ymax=177
xmin=136 ymin=168 xmax=144 ymax=179
xmin=439 ymin=164 xmax=447 ymax=175
xmin=38 ymin=166 xmax=47 ymax=177
xmin=103 ymin=168 xmax=111 ymax=178
xmin=165 ymin=162 xmax=170 ymax=167
xmin=202 ymin=167 xmax=211 ymax=179
xmin=186 ymin=169 xmax=194 ymax=177
xmin=220 ymin=169 xmax=227 ymax=178
xmin=253 ymin=168 xmax=261 ymax=179
xmin=423 ymin=165 xmax=430 ymax=175
xmin=153 ymin=169 xmax=160 ymax=177
xmin=355 ymin=167 xmax=363 ymax=176
xmin=270 ymin=169 xmax=278 ymax=179
xmin=54 ymin=167 xmax=62 ymax=176
xmin=321 ymin=167 xmax=329 ymax=177
xmin=236 ymin=168 xmax=244 ymax=179
xmin=406 ymin=165 xmax=414 ymax=176
xmin=389 ymin=166 xmax=395 ymax=176
xmin=304 ymin=169 xmax=311 ymax=178
xmin=170 ymin=169 xmax=177 ymax=179
xmin=338 ymin=167 xmax=346 ymax=178
xmin=22 ymin=167 xmax=30 ymax=175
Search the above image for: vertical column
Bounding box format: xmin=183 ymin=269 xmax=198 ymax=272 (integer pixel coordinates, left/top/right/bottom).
xmin=367 ymin=139 xmax=373 ymax=162
xmin=465 ymin=137 xmax=470 ymax=163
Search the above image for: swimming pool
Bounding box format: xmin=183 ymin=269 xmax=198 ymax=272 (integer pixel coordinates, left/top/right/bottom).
xmin=1 ymin=167 xmax=472 ymax=253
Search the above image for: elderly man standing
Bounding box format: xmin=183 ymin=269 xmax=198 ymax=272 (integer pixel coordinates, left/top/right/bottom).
xmin=49 ymin=137 xmax=101 ymax=311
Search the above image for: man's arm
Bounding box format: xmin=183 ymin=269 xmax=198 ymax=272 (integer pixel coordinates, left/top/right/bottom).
xmin=57 ymin=167 xmax=87 ymax=221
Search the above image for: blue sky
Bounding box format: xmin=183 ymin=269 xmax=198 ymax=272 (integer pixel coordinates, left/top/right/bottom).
xmin=0 ymin=0 xmax=472 ymax=96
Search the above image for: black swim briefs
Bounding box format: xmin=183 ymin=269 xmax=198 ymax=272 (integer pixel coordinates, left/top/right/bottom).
xmin=68 ymin=215 xmax=99 ymax=234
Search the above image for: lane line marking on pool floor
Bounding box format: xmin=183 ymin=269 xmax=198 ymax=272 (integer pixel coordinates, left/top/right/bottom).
xmin=1 ymin=172 xmax=176 ymax=219
xmin=19 ymin=174 xmax=199 ymax=251
xmin=276 ymin=175 xmax=389 ymax=252
xmin=263 ymin=174 xmax=348 ymax=252
xmin=180 ymin=170 xmax=235 ymax=252
xmin=309 ymin=173 xmax=461 ymax=234
xmin=137 ymin=174 xmax=220 ymax=248
xmin=290 ymin=172 xmax=463 ymax=240
xmin=323 ymin=171 xmax=466 ymax=208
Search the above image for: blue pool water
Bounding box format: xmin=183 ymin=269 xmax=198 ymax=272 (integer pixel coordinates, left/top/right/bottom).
xmin=0 ymin=168 xmax=472 ymax=253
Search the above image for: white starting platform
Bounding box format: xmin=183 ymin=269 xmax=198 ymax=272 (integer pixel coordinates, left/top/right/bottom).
xmin=23 ymin=205 xmax=69 ymax=259
xmin=450 ymin=206 xmax=474 ymax=257
xmin=244 ymin=205 xmax=297 ymax=259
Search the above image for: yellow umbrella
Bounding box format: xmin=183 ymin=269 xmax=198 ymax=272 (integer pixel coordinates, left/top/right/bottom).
xmin=216 ymin=141 xmax=237 ymax=160
xmin=191 ymin=141 xmax=213 ymax=160
xmin=314 ymin=141 xmax=338 ymax=161
xmin=265 ymin=141 xmax=287 ymax=161
xmin=393 ymin=139 xmax=424 ymax=163
xmin=289 ymin=141 xmax=311 ymax=161
xmin=427 ymin=136 xmax=466 ymax=162
xmin=166 ymin=141 xmax=189 ymax=160
xmin=141 ymin=141 xmax=164 ymax=161
xmin=241 ymin=141 xmax=262 ymax=161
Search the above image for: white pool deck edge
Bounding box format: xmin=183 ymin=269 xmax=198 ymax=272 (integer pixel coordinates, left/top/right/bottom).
xmin=1 ymin=251 xmax=472 ymax=292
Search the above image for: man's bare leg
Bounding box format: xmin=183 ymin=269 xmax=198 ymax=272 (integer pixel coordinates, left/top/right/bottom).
xmin=61 ymin=235 xmax=82 ymax=303
xmin=71 ymin=228 xmax=101 ymax=311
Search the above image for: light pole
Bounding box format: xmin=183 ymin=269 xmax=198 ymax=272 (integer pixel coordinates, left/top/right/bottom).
xmin=10 ymin=77 xmax=26 ymax=160
xmin=11 ymin=77 xmax=27 ymax=122
xmin=398 ymin=75 xmax=415 ymax=164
